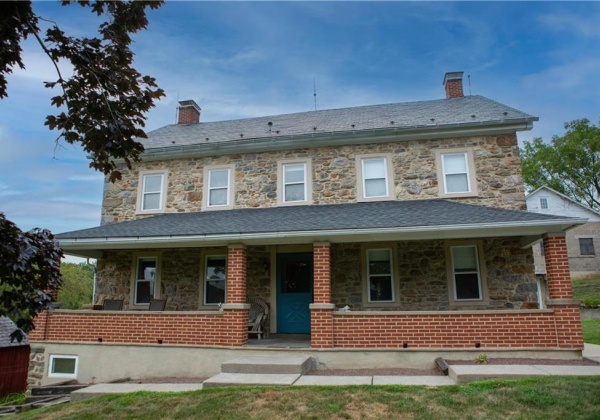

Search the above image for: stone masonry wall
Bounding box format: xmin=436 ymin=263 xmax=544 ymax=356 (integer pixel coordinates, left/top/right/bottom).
xmin=330 ymin=238 xmax=538 ymax=311
xmin=101 ymin=134 xmax=525 ymax=224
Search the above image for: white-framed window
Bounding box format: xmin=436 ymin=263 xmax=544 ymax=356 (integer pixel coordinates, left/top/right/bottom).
xmin=277 ymin=159 xmax=312 ymax=205
xmin=204 ymin=255 xmax=227 ymax=305
xmin=356 ymin=154 xmax=394 ymax=201
xmin=133 ymin=256 xmax=158 ymax=305
xmin=540 ymin=198 xmax=548 ymax=210
xmin=48 ymin=355 xmax=78 ymax=379
xmin=203 ymin=165 xmax=235 ymax=210
xmin=450 ymin=245 xmax=482 ymax=301
xmin=136 ymin=170 xmax=168 ymax=213
xmin=436 ymin=148 xmax=478 ymax=198
xmin=366 ymin=248 xmax=395 ymax=303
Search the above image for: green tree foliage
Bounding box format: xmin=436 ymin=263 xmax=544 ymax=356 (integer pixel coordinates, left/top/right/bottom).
xmin=58 ymin=262 xmax=95 ymax=309
xmin=0 ymin=0 xmax=165 ymax=181
xmin=521 ymin=119 xmax=600 ymax=210
xmin=0 ymin=1 xmax=163 ymax=339
xmin=0 ymin=213 xmax=63 ymax=342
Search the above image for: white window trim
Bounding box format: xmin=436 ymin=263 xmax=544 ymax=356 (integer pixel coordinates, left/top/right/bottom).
xmin=130 ymin=253 xmax=161 ymax=308
xmin=540 ymin=197 xmax=549 ymax=210
xmin=136 ymin=170 xmax=168 ymax=214
xmin=435 ymin=148 xmax=478 ymax=198
xmin=199 ymin=250 xmax=228 ymax=309
xmin=48 ymin=354 xmax=79 ymax=379
xmin=355 ymin=154 xmax=395 ymax=202
xmin=446 ymin=241 xmax=489 ymax=306
xmin=361 ymin=243 xmax=399 ymax=307
xmin=277 ymin=158 xmax=313 ymax=206
xmin=202 ymin=164 xmax=235 ymax=210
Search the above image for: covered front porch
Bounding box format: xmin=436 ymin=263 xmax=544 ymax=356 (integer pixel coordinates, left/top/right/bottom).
xmin=33 ymin=199 xmax=585 ymax=351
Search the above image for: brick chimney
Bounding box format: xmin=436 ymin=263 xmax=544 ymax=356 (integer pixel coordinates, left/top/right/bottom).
xmin=177 ymin=100 xmax=201 ymax=124
xmin=443 ymin=71 xmax=464 ymax=98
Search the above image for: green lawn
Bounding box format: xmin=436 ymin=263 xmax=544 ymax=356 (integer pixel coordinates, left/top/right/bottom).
xmin=572 ymin=275 xmax=600 ymax=305
xmin=583 ymin=319 xmax=600 ymax=345
xmin=18 ymin=377 xmax=600 ymax=420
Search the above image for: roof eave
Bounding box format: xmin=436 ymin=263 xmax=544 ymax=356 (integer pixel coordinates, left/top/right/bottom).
xmin=139 ymin=119 xmax=536 ymax=162
xmin=59 ymin=217 xmax=583 ymax=259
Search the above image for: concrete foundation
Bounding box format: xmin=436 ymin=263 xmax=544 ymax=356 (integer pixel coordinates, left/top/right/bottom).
xmin=32 ymin=341 xmax=583 ymax=386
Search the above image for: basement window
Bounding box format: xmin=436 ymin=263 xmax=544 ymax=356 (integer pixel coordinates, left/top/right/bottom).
xmin=48 ymin=355 xmax=78 ymax=379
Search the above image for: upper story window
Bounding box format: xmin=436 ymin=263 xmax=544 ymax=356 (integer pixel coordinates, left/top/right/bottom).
xmin=277 ymin=159 xmax=312 ymax=206
xmin=447 ymin=242 xmax=488 ymax=305
xmin=203 ymin=164 xmax=235 ymax=210
xmin=137 ymin=171 xmax=167 ymax=213
xmin=436 ymin=148 xmax=478 ymax=198
xmin=540 ymin=198 xmax=548 ymax=209
xmin=356 ymin=154 xmax=394 ymax=202
xmin=579 ymin=238 xmax=595 ymax=255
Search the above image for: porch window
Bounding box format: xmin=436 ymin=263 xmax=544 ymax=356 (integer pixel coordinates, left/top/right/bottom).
xmin=204 ymin=255 xmax=227 ymax=305
xmin=436 ymin=148 xmax=478 ymax=197
xmin=367 ymin=248 xmax=394 ymax=302
xmin=283 ymin=163 xmax=307 ymax=202
xmin=137 ymin=171 xmax=167 ymax=213
xmin=580 ymin=238 xmax=595 ymax=255
xmin=450 ymin=245 xmax=482 ymax=301
xmin=135 ymin=257 xmax=157 ymax=304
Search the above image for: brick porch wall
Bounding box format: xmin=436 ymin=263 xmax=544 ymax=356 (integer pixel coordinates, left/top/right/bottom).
xmin=311 ymin=242 xmax=334 ymax=348
xmin=28 ymin=310 xmax=246 ymax=346
xmin=332 ymin=311 xmax=570 ymax=348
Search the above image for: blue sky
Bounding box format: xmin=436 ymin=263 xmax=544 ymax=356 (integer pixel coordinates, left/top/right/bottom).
xmin=1 ymin=1 xmax=599 ymax=243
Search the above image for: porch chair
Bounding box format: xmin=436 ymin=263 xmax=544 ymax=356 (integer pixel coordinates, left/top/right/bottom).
xmin=148 ymin=298 xmax=167 ymax=311
xmin=247 ymin=297 xmax=269 ymax=340
xmin=103 ymin=299 xmax=124 ymax=311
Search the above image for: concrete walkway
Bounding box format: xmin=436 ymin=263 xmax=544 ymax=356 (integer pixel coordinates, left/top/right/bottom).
xmin=69 ymin=344 xmax=600 ymax=400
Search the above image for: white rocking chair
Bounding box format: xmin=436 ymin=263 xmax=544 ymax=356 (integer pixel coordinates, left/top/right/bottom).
xmin=248 ymin=297 xmax=269 ymax=340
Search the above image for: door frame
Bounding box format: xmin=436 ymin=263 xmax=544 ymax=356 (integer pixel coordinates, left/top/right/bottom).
xmin=269 ymin=245 xmax=313 ymax=334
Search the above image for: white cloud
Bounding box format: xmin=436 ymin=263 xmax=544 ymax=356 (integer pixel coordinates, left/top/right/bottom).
xmin=538 ymin=11 xmax=600 ymax=39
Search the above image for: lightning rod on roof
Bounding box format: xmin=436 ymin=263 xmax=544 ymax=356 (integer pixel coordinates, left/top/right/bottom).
xmin=313 ymin=78 xmax=318 ymax=111
xmin=467 ymin=72 xmax=472 ymax=96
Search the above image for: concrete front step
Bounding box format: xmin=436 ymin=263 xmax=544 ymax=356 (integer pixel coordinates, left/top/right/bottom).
xmin=449 ymin=364 xmax=600 ymax=384
xmin=203 ymin=373 xmax=301 ymax=388
xmin=221 ymin=355 xmax=314 ymax=374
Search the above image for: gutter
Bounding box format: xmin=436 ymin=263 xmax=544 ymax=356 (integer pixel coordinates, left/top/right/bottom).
xmin=138 ymin=119 xmax=536 ymax=162
xmin=58 ymin=217 xmax=586 ymax=250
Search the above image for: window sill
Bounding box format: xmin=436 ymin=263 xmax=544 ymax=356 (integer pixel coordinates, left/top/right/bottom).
xmin=357 ymin=196 xmax=395 ymax=203
xmin=438 ymin=192 xmax=478 ymax=199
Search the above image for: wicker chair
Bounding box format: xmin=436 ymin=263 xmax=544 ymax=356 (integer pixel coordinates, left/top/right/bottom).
xmin=148 ymin=298 xmax=167 ymax=311
xmin=247 ymin=297 xmax=269 ymax=340
xmin=102 ymin=299 xmax=124 ymax=311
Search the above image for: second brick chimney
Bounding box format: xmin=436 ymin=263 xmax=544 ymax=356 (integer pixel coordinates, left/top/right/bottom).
xmin=443 ymin=72 xmax=464 ymax=98
xmin=177 ymin=100 xmax=201 ymax=124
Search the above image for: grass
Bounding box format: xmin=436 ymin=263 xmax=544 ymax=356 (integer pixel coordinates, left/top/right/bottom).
xmin=572 ymin=275 xmax=600 ymax=304
xmin=0 ymin=393 xmax=25 ymax=406
xmin=582 ymin=319 xmax=600 ymax=345
xmin=18 ymin=377 xmax=600 ymax=420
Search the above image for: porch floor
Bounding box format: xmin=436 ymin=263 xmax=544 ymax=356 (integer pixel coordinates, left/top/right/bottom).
xmin=246 ymin=335 xmax=311 ymax=349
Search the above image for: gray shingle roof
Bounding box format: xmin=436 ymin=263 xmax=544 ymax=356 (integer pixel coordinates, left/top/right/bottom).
xmin=0 ymin=317 xmax=29 ymax=348
xmin=143 ymin=96 xmax=537 ymax=150
xmin=57 ymin=200 xmax=572 ymax=240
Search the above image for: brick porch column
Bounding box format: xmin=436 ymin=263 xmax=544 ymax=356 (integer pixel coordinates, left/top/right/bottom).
xmin=221 ymin=244 xmax=250 ymax=346
xmin=543 ymin=233 xmax=584 ymax=349
xmin=310 ymin=242 xmax=334 ymax=348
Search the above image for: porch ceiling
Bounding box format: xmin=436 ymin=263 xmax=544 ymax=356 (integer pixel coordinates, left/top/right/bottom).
xmin=56 ymin=200 xmax=585 ymax=258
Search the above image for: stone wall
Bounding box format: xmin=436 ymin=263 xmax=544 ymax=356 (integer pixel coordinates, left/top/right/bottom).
xmin=330 ymin=238 xmax=538 ymax=311
xmin=101 ymin=134 xmax=525 ymax=224
xmin=28 ymin=346 xmax=45 ymax=388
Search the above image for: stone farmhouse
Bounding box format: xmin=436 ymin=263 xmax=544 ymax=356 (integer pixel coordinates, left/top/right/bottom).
xmin=29 ymin=72 xmax=586 ymax=384
xmin=527 ymin=185 xmax=600 ymax=279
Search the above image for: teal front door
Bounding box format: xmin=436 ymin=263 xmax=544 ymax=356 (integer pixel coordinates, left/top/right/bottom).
xmin=276 ymin=253 xmax=313 ymax=334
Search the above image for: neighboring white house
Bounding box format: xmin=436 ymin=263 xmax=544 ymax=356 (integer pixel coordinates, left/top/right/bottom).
xmin=527 ymin=185 xmax=600 ymax=278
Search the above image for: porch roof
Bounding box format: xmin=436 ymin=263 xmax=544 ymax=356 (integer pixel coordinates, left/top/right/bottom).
xmin=57 ymin=200 xmax=585 ymax=257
